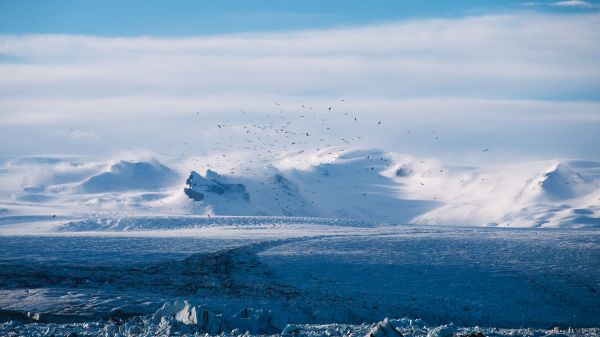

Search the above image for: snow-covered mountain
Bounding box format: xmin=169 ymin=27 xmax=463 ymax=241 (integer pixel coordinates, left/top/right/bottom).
xmin=78 ymin=160 xmax=179 ymax=193
xmin=1 ymin=148 xmax=599 ymax=228
xmin=174 ymin=149 xmax=600 ymax=228
xmin=157 ymin=148 xmax=435 ymax=222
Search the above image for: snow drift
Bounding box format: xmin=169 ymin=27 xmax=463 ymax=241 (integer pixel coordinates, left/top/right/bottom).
xmin=78 ymin=160 xmax=179 ymax=193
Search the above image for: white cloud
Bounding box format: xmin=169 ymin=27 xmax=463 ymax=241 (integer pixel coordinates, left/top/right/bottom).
xmin=0 ymin=13 xmax=599 ymax=161
xmin=59 ymin=129 xmax=100 ymax=140
xmin=1 ymin=13 xmax=598 ymax=113
xmin=552 ymin=0 xmax=595 ymax=8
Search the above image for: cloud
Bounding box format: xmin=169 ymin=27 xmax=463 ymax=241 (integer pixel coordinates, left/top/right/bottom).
xmin=0 ymin=13 xmax=599 ymax=161
xmin=59 ymin=129 xmax=100 ymax=140
xmin=552 ymin=0 xmax=596 ymax=8
xmin=1 ymin=13 xmax=599 ymax=114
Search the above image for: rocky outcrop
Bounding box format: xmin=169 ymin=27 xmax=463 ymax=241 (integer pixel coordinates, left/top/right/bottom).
xmin=184 ymin=170 xmax=250 ymax=202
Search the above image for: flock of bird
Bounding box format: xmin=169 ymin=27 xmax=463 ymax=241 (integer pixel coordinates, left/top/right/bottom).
xmin=190 ymin=100 xmax=491 ymax=176
xmin=161 ymin=100 xmax=491 ymax=214
xmin=54 ymin=100 xmax=493 ymax=215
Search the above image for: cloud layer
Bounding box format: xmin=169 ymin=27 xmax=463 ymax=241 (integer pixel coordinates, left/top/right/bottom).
xmin=0 ymin=12 xmax=599 ymax=161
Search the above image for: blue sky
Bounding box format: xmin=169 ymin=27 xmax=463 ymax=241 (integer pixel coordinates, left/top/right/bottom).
xmin=0 ymin=1 xmax=599 ymax=163
xmin=1 ymin=0 xmax=598 ymax=36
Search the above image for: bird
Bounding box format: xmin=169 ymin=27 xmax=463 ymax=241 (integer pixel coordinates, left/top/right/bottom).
xmin=378 ymin=121 xmax=382 ymax=125
xmin=483 ymin=148 xmax=489 ymax=152
xmin=328 ymin=106 xmax=332 ymax=111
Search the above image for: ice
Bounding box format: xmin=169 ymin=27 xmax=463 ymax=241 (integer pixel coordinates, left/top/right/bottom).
xmin=0 ymin=150 xmax=599 ymax=336
xmin=3 ymin=315 xmax=598 ymax=337
xmin=366 ymin=318 xmax=404 ymax=337
xmin=426 ymin=323 xmax=457 ymax=337
xmin=152 ymin=301 xmax=225 ymax=334
xmin=0 ymin=226 xmax=598 ymax=331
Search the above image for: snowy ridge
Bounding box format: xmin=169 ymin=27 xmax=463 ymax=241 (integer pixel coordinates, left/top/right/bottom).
xmin=413 ymin=159 xmax=600 ymax=228
xmin=57 ymin=215 xmax=376 ymax=232
xmin=78 ymin=160 xmax=180 ymax=193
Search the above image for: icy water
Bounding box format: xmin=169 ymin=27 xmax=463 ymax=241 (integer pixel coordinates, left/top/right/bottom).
xmin=0 ymin=226 xmax=599 ymax=332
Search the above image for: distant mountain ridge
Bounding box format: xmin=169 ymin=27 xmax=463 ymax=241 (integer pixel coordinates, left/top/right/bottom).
xmin=3 ymin=149 xmax=599 ymax=228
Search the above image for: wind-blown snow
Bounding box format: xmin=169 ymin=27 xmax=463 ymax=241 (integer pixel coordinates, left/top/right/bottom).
xmin=78 ymin=160 xmax=180 ymax=193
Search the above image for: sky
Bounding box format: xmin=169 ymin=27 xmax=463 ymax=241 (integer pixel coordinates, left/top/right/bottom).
xmin=1 ymin=0 xmax=599 ymax=164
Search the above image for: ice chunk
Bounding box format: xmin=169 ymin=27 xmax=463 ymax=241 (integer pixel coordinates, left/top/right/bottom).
xmin=151 ymin=300 xmax=224 ymax=334
xmin=427 ymin=323 xmax=457 ymax=337
xmin=366 ymin=318 xmax=404 ymax=337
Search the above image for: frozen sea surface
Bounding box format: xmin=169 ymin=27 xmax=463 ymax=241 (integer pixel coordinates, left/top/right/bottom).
xmin=0 ymin=222 xmax=599 ymax=336
xmin=261 ymin=227 xmax=600 ymax=327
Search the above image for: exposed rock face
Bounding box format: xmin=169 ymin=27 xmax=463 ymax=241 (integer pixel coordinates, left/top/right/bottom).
xmin=184 ymin=170 xmax=250 ymax=202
